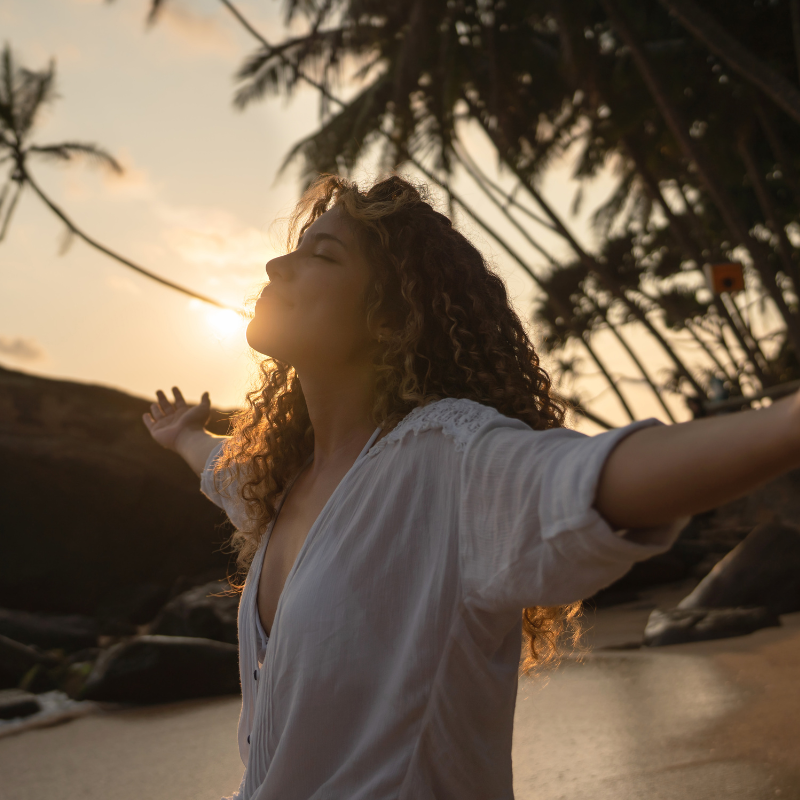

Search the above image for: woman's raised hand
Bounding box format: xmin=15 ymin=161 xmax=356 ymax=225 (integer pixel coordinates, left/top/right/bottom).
xmin=142 ymin=387 xmax=211 ymax=452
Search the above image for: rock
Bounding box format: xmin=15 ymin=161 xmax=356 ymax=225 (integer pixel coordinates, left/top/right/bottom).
xmin=149 ymin=581 xmax=239 ymax=645
xmin=603 ymin=551 xmax=690 ymax=592
xmin=678 ymin=521 xmax=800 ymax=615
xmin=0 ymin=688 xmax=40 ymax=720
xmin=644 ymin=607 xmax=780 ymax=647
xmin=59 ymin=661 xmax=97 ymax=700
xmin=82 ymin=635 xmax=239 ymax=703
xmin=0 ymin=365 xmax=235 ymax=616
xmin=95 ymin=584 xmax=170 ymax=627
xmin=0 ymin=609 xmax=98 ymax=652
xmin=0 ymin=634 xmax=61 ymax=689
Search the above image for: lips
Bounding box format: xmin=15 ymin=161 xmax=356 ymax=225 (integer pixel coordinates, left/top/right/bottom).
xmin=256 ymin=286 xmax=291 ymax=309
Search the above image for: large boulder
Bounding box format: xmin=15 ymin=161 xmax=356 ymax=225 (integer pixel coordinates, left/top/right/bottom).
xmin=82 ymin=635 xmax=239 ymax=703
xmin=0 ymin=689 xmax=40 ymax=720
xmin=148 ymin=581 xmax=239 ymax=645
xmin=0 ymin=365 xmax=236 ymax=616
xmin=0 ymin=634 xmax=60 ymax=689
xmin=678 ymin=521 xmax=800 ymax=615
xmin=644 ymin=606 xmax=780 ymax=647
xmin=0 ymin=609 xmax=99 ymax=652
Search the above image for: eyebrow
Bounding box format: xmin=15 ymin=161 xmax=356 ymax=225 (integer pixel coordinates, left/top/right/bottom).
xmin=297 ymin=232 xmax=346 ymax=248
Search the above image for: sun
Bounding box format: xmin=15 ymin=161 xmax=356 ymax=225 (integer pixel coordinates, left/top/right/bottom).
xmin=206 ymin=308 xmax=247 ymax=339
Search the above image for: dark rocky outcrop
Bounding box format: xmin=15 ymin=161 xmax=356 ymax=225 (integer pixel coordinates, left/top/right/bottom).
xmin=643 ymin=606 xmax=780 ymax=647
xmin=678 ymin=521 xmax=800 ymax=615
xmin=0 ymin=634 xmax=60 ymax=689
xmin=0 ymin=609 xmax=99 ymax=652
xmin=82 ymin=635 xmax=239 ymax=703
xmin=149 ymin=581 xmax=239 ymax=645
xmin=95 ymin=584 xmax=171 ymax=627
xmin=0 ymin=365 xmax=236 ymax=617
xmin=0 ymin=688 xmax=40 ymax=720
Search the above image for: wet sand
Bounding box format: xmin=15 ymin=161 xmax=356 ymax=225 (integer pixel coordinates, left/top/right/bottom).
xmin=1 ymin=590 xmax=798 ymax=800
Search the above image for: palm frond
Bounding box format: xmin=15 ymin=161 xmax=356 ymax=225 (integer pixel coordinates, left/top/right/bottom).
xmin=233 ymin=26 xmax=355 ymax=110
xmin=28 ymin=142 xmax=122 ymax=173
xmin=278 ymin=71 xmax=393 ymax=185
xmin=15 ymin=61 xmax=57 ymax=138
xmin=147 ymin=0 xmax=166 ymax=25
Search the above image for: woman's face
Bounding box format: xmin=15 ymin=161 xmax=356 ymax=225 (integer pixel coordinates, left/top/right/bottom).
xmin=247 ymin=207 xmax=376 ymax=372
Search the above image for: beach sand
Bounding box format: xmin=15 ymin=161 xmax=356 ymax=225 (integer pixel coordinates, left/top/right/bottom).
xmin=1 ymin=587 xmax=798 ymax=800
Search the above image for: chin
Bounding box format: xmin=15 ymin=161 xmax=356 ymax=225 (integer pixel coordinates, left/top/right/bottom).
xmin=246 ymin=318 xmax=279 ymax=358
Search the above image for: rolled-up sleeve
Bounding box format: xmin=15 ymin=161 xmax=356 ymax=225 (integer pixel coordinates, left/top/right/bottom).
xmin=200 ymin=439 xmax=253 ymax=530
xmin=459 ymin=417 xmax=689 ymax=611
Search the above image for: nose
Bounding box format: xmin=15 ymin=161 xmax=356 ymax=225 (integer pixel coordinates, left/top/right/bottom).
xmin=265 ymin=253 xmax=292 ymax=282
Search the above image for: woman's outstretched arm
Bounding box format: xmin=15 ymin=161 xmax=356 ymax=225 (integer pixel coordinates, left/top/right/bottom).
xmin=142 ymin=386 xmax=225 ymax=476
xmin=594 ymin=390 xmax=800 ymax=530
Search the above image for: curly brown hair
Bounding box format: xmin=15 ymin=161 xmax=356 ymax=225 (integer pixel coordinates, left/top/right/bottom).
xmin=217 ymin=173 xmax=581 ymax=671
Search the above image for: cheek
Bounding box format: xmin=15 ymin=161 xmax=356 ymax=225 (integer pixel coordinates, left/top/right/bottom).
xmin=305 ymin=279 xmax=367 ymax=333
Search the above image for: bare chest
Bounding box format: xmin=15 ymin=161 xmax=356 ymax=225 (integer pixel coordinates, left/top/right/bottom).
xmin=256 ymin=463 xmax=351 ymax=637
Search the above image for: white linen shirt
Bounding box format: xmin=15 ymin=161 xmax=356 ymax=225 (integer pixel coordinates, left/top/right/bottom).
xmin=200 ymin=398 xmax=687 ymax=800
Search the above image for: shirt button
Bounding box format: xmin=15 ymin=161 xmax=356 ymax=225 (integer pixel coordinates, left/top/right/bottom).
xmin=254 ymin=669 xmax=258 ymax=681
xmin=247 ymin=735 xmax=251 ymax=744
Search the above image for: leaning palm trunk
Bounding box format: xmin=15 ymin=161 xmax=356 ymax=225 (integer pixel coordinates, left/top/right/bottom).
xmin=462 ymin=100 xmax=706 ymax=398
xmin=600 ymin=0 xmax=800 ymax=356
xmin=595 ymin=303 xmax=678 ymax=423
xmin=408 ymin=155 xmax=637 ymax=423
xmin=452 ymin=143 xmax=679 ymax=420
xmin=656 ymin=0 xmax=800 ymax=126
xmin=737 ymin=126 xmax=800 ymax=290
xmin=21 ymin=167 xmax=234 ymax=310
xmin=623 ymin=137 xmax=771 ymax=384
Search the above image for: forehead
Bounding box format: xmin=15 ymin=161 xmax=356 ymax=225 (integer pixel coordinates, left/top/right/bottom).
xmin=302 ymin=206 xmax=357 ymax=245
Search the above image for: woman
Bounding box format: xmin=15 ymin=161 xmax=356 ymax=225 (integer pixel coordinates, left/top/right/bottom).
xmin=143 ymin=175 xmax=799 ymax=800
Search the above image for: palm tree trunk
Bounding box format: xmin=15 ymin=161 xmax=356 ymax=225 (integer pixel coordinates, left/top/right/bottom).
xmin=755 ymin=99 xmax=800 ymax=216
xmin=21 ymin=167 xmax=234 ymax=310
xmin=737 ymin=127 xmax=800 ymax=292
xmin=656 ymin=0 xmax=800 ymax=126
xmin=597 ymin=306 xmax=678 ymax=422
xmin=684 ymin=319 xmax=741 ymax=389
xmin=624 ymin=137 xmax=771 ymax=383
xmin=0 ymin=180 xmax=23 ymax=242
xmin=570 ymin=402 xmax=617 ymax=431
xmin=600 ymin=0 xmax=800 ymax=356
xmin=461 ymin=96 xmax=707 ymax=397
xmin=450 ymin=148 xmax=561 ymax=268
xmin=452 ymin=142 xmax=558 ymax=233
xmin=578 ymin=333 xmax=637 ymax=422
xmin=408 ymin=156 xmax=638 ymax=422
xmin=453 ymin=143 xmax=682 ymax=418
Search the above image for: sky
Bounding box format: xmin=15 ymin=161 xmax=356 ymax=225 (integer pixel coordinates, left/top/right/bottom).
xmin=0 ymin=0 xmax=742 ymax=433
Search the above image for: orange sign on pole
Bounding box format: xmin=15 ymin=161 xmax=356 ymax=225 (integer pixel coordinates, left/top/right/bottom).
xmin=704 ymin=262 xmax=745 ymax=294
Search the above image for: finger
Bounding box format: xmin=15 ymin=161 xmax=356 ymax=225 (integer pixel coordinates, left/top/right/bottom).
xmin=156 ymin=389 xmax=174 ymax=415
xmin=151 ymin=402 xmax=165 ymax=420
xmin=200 ymin=391 xmax=210 ymax=406
xmin=172 ymin=386 xmax=187 ymax=408
xmin=142 ymin=412 xmax=154 ymax=429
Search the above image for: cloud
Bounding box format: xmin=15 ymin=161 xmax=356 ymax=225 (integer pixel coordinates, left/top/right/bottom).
xmin=156 ymin=1 xmax=237 ymax=58
xmin=0 ymin=336 xmax=45 ymax=362
xmin=158 ymin=204 xmax=275 ymax=278
xmin=102 ymin=146 xmax=157 ymax=197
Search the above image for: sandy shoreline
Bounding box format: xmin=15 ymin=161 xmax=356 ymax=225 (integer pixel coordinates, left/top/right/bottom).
xmin=1 ymin=589 xmax=798 ymax=800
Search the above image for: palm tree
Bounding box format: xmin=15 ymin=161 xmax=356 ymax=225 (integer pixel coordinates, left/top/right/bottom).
xmin=132 ymin=0 xmax=800 ymax=419
xmin=0 ymin=44 xmax=233 ymax=309
xmin=656 ymin=0 xmax=800 ymax=126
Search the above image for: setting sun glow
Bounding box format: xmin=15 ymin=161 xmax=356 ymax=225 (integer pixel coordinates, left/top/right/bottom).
xmin=207 ymin=308 xmax=248 ymax=339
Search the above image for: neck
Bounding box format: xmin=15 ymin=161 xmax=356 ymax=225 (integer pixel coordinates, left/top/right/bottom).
xmin=297 ymin=361 xmax=378 ymax=472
